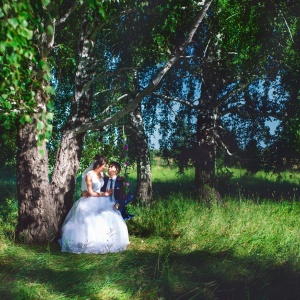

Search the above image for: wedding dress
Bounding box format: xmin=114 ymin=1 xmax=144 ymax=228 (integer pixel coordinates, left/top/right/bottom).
xmin=59 ymin=170 xmax=129 ymax=254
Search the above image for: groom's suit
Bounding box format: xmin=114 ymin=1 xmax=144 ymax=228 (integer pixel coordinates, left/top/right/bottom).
xmin=101 ymin=175 xmax=134 ymax=220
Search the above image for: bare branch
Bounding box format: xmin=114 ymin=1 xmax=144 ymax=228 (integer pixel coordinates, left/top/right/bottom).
xmin=152 ymin=92 xmax=198 ymax=110
xmin=56 ymin=1 xmax=81 ymax=26
xmin=215 ymin=79 xmax=255 ymax=109
xmin=203 ymin=38 xmax=211 ymax=57
xmin=99 ymin=94 xmax=129 ymax=115
xmin=280 ymin=10 xmax=294 ymax=43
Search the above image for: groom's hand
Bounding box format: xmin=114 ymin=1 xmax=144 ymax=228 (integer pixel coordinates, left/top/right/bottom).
xmin=106 ymin=188 xmax=113 ymax=195
xmin=82 ymin=190 xmax=89 ymax=198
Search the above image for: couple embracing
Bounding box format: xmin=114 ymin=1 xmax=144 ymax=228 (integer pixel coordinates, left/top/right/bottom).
xmin=59 ymin=156 xmax=133 ymax=254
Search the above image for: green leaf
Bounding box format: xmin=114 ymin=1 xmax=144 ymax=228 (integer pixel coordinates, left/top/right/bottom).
xmin=21 ymin=20 xmax=28 ymax=28
xmin=7 ymin=18 xmax=19 ymax=29
xmin=24 ymin=114 xmax=33 ymax=123
xmin=3 ymin=101 xmax=12 ymax=110
xmin=45 ymin=112 xmax=54 ymax=121
xmin=46 ymin=124 xmax=53 ymax=132
xmin=41 ymin=0 xmax=51 ymax=7
xmin=38 ymin=134 xmax=45 ymax=142
xmin=46 ymin=100 xmax=54 ymax=110
xmin=20 ymin=116 xmax=26 ymax=125
xmin=0 ymin=42 xmax=6 ymax=52
xmin=45 ymin=128 xmax=52 ymax=139
xmin=45 ymin=86 xmax=55 ymax=95
xmin=19 ymin=27 xmax=33 ymax=40
xmin=46 ymin=25 xmax=53 ymax=35
xmin=98 ymin=7 xmax=106 ymax=20
xmin=37 ymin=121 xmax=45 ymax=130
xmin=3 ymin=119 xmax=11 ymax=129
xmin=40 ymin=60 xmax=51 ymax=72
xmin=43 ymin=72 xmax=52 ymax=81
xmin=2 ymin=4 xmax=10 ymax=14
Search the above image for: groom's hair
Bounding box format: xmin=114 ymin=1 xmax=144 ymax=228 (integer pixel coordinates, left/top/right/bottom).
xmin=110 ymin=161 xmax=121 ymax=174
xmin=93 ymin=157 xmax=108 ymax=169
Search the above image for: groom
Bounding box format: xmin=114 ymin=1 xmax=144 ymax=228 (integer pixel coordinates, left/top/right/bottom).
xmin=101 ymin=161 xmax=134 ymax=221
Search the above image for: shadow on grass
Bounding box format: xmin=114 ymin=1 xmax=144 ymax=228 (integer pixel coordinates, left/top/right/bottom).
xmin=151 ymin=170 xmax=300 ymax=202
xmin=152 ymin=177 xmax=195 ymax=199
xmin=1 ymin=242 xmax=300 ymax=300
xmin=219 ymin=175 xmax=300 ymax=202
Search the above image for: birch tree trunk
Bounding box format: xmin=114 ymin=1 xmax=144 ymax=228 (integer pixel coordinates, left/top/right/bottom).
xmin=15 ymin=9 xmax=57 ymax=242
xmin=128 ymin=105 xmax=152 ymax=204
xmin=16 ymin=93 xmax=56 ymax=242
xmin=194 ymin=64 xmax=222 ymax=204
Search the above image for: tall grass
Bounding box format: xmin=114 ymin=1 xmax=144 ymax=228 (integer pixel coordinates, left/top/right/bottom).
xmin=1 ymin=165 xmax=300 ymax=299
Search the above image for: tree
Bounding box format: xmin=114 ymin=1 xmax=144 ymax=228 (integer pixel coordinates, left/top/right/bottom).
xmin=128 ymin=104 xmax=153 ymax=203
xmin=150 ymin=0 xmax=297 ymax=203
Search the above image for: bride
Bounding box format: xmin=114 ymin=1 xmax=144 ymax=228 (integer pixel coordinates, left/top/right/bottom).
xmin=59 ymin=157 xmax=130 ymax=254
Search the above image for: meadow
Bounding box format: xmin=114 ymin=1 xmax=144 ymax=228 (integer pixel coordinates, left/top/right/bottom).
xmin=1 ymin=163 xmax=300 ymax=299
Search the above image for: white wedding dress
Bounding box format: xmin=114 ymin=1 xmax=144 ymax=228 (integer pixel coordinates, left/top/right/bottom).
xmin=59 ymin=171 xmax=129 ymax=254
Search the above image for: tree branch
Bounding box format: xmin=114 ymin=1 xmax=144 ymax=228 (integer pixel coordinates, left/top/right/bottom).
xmin=56 ymin=1 xmax=81 ymax=26
xmin=152 ymin=92 xmax=198 ymax=110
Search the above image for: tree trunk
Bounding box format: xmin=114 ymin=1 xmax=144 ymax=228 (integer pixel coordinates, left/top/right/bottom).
xmin=194 ymin=108 xmax=222 ymax=205
xmin=16 ymin=93 xmax=57 ymax=242
xmin=194 ymin=144 xmax=222 ymax=205
xmin=50 ymin=131 xmax=85 ymax=232
xmin=128 ymin=105 xmax=152 ymax=204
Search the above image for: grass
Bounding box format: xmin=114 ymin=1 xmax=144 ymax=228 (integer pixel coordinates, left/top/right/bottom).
xmin=1 ymin=164 xmax=300 ymax=299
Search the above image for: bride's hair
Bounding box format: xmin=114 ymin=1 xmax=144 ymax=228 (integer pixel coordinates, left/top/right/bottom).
xmin=93 ymin=157 xmax=108 ymax=170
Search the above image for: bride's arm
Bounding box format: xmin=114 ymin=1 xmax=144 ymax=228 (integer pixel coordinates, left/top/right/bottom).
xmin=86 ymin=174 xmax=101 ymax=197
xmin=86 ymin=174 xmax=111 ymax=197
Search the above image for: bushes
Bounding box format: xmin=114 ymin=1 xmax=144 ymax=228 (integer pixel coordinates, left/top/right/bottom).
xmin=0 ymin=198 xmax=18 ymax=240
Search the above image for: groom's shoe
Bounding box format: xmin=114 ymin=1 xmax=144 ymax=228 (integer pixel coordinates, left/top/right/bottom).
xmin=123 ymin=214 xmax=135 ymax=221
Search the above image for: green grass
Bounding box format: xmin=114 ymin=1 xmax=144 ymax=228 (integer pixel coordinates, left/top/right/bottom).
xmin=1 ymin=165 xmax=300 ymax=299
xmin=219 ymin=167 xmax=300 ymax=202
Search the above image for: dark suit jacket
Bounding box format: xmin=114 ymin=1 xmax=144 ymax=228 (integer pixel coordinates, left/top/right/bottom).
xmin=102 ymin=175 xmax=134 ymax=206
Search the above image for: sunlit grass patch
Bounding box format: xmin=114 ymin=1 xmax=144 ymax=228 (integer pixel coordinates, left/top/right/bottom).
xmin=14 ymin=280 xmax=66 ymax=300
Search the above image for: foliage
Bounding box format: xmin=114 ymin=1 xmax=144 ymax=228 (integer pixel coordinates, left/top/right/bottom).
xmin=0 ymin=198 xmax=18 ymax=239
xmin=0 ymin=0 xmax=36 ymax=125
xmin=0 ymin=0 xmax=55 ymax=148
xmin=0 ymin=126 xmax=17 ymax=166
